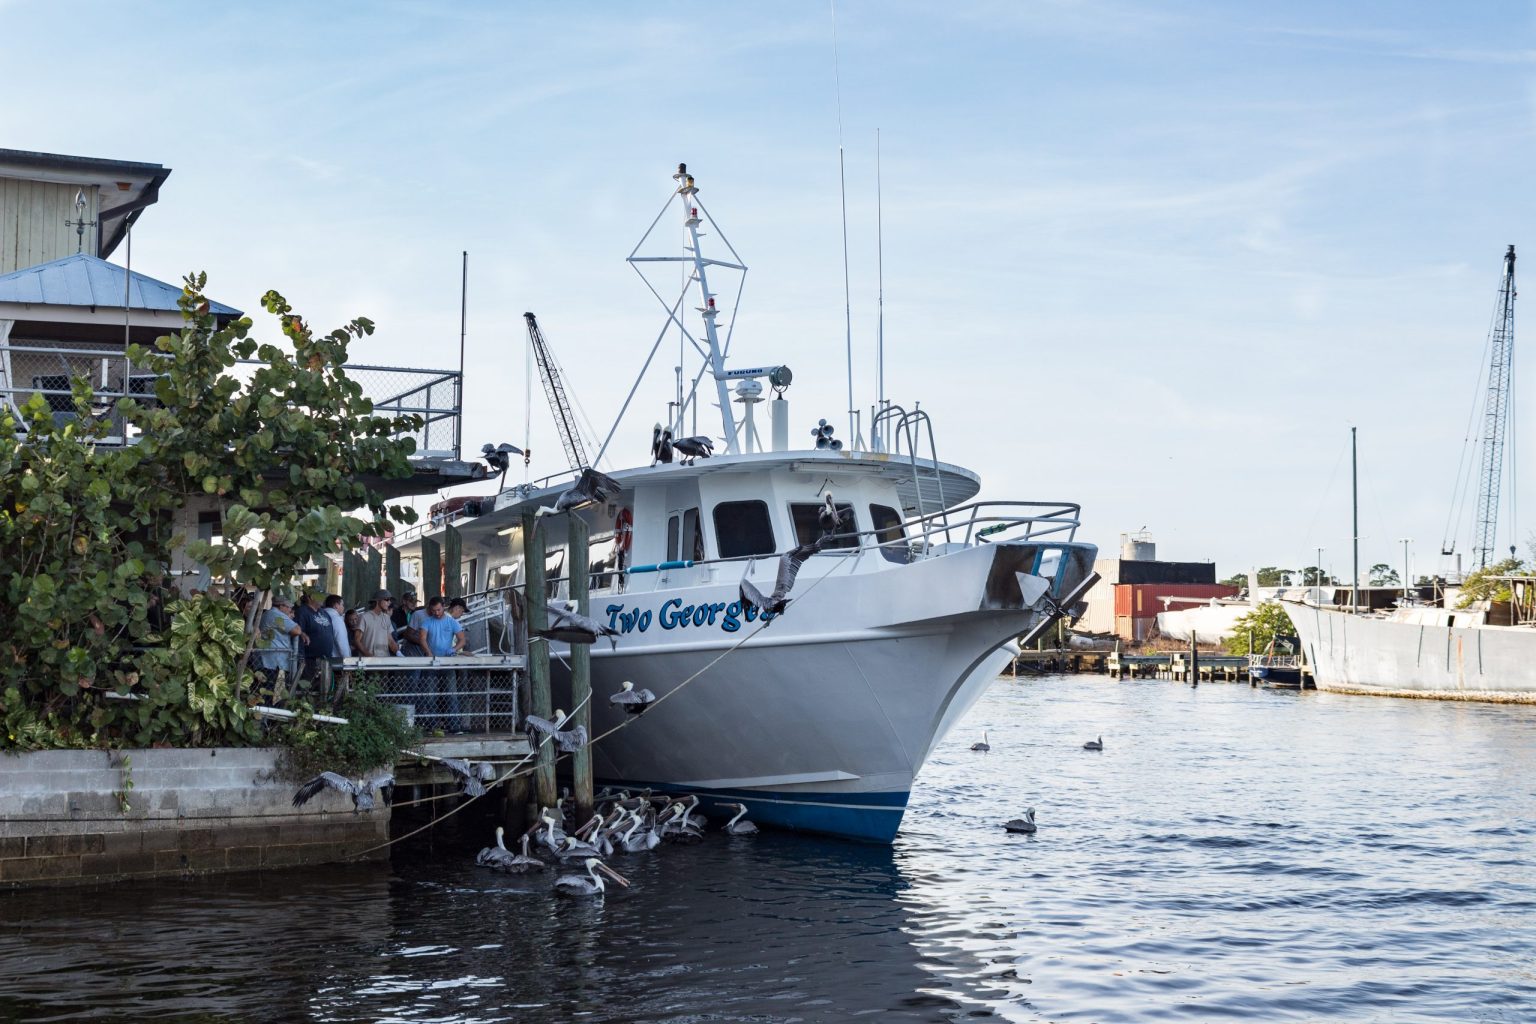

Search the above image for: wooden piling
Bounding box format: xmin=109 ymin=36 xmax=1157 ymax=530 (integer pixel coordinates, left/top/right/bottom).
xmin=567 ymin=513 xmax=594 ymax=822
xmin=1190 ymin=630 xmax=1199 ymax=687
xmin=521 ymin=513 xmax=557 ymax=810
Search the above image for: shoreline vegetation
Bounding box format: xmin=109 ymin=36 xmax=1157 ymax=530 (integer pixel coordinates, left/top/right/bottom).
xmin=1 ymin=275 xmax=421 ymax=759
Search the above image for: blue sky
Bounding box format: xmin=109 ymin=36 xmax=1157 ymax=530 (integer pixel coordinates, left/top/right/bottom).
xmin=5 ymin=1 xmax=1535 ymax=580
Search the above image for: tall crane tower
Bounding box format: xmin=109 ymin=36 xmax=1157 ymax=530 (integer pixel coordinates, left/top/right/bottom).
xmin=523 ymin=311 xmax=590 ymax=472
xmin=1473 ymin=244 xmax=1517 ymax=570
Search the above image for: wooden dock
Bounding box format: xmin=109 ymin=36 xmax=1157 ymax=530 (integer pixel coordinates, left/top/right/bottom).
xmin=1011 ymin=649 xmax=1264 ymax=683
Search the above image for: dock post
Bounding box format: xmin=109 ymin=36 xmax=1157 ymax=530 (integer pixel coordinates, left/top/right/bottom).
xmin=1190 ymin=630 xmax=1199 ymax=687
xmin=567 ymin=513 xmax=594 ymax=823
xmin=521 ymin=513 xmax=557 ymax=811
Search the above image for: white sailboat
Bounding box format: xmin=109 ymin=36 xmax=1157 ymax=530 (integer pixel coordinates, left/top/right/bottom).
xmin=393 ymin=165 xmax=1100 ymax=840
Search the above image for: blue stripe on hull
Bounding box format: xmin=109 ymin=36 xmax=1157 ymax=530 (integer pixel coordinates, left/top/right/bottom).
xmin=599 ymin=777 xmax=910 ymax=844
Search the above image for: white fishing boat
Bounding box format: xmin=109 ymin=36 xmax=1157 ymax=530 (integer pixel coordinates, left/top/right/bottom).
xmin=393 ymin=165 xmax=1099 ymax=841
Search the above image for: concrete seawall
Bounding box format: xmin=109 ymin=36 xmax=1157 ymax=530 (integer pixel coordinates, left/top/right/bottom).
xmin=0 ymin=748 xmax=388 ymax=887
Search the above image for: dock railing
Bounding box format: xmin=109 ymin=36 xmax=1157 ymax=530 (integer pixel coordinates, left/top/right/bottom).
xmin=338 ymin=655 xmax=524 ymax=734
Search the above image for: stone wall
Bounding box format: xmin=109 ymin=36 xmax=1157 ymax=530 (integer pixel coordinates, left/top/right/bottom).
xmin=0 ymin=747 xmax=388 ymax=887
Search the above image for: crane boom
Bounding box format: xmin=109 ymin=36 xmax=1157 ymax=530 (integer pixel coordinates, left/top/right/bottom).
xmin=1473 ymin=245 xmax=1517 ymax=569
xmin=524 ymin=311 xmax=590 ymax=472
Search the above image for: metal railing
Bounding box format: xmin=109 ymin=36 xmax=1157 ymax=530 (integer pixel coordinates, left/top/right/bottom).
xmin=338 ymin=655 xmax=523 ymax=733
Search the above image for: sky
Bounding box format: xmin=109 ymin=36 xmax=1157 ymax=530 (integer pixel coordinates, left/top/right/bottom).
xmin=5 ymin=0 xmax=1536 ymax=583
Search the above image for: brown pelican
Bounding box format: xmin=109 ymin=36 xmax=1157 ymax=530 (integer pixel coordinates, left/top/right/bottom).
xmin=671 ymin=435 xmax=713 ymax=465
xmin=609 ymin=680 xmax=657 ymax=715
xmin=541 ymin=466 xmax=622 ymax=516
xmin=525 ymin=708 xmax=589 ymax=752
xmin=555 ymin=835 xmax=605 ymax=861
xmin=723 ymin=803 xmax=759 ymax=835
xmin=970 ymin=731 xmax=991 ymax=752
xmin=477 ymin=826 xmax=546 ymax=872
xmin=535 ymin=809 xmax=568 ymax=854
xmin=439 ymin=757 xmax=488 ymax=797
xmin=650 ymin=424 xmax=674 ymax=465
xmin=1003 ymin=808 xmax=1038 ymax=834
xmin=292 ymin=771 xmax=394 ymax=812
xmin=616 ymin=809 xmax=662 ymax=852
xmin=535 ymin=601 xmax=621 ymax=649
xmin=1083 ymin=736 xmax=1103 ymax=751
xmin=554 ymin=857 xmax=630 ymax=897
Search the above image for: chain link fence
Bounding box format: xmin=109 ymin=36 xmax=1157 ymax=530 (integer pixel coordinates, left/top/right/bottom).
xmin=341 ymin=656 xmax=522 ymax=734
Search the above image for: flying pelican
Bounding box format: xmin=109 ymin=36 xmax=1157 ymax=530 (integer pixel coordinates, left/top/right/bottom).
xmin=671 ymin=435 xmax=713 ymax=466
xmin=292 ymin=771 xmax=394 ymax=812
xmin=477 ymin=826 xmax=547 ymax=872
xmin=536 ymin=599 xmax=622 ymax=649
xmin=554 ymin=857 xmax=630 ymax=897
xmin=525 ymin=709 xmax=589 ymax=753
xmin=1003 ymin=808 xmax=1038 ymax=834
xmin=723 ymin=803 xmax=759 ymax=835
xmin=650 ymin=424 xmax=674 ymax=466
xmin=539 ymin=466 xmax=623 ymax=517
xmin=970 ymin=731 xmax=991 ymax=752
xmin=479 ymin=442 xmax=524 ymax=486
xmin=1083 ymin=736 xmax=1103 ymax=751
xmin=439 ymin=757 xmax=488 ymax=798
xmin=738 ymin=537 xmax=824 ymax=619
xmin=609 ymin=680 xmax=657 ymax=715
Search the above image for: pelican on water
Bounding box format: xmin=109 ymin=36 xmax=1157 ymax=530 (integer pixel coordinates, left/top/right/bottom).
xmin=554 ymin=857 xmax=631 ymax=897
xmin=723 ymin=803 xmax=760 ymax=835
xmin=477 ymin=826 xmax=546 ymax=873
xmin=1083 ymin=736 xmax=1103 ymax=751
xmin=1003 ymin=808 xmax=1038 ymax=834
xmin=970 ymin=731 xmax=991 ymax=752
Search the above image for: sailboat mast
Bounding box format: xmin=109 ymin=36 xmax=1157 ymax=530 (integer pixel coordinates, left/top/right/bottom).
xmin=1474 ymin=244 xmax=1517 ymax=569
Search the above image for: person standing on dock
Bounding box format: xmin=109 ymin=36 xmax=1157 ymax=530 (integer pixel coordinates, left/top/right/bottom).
xmin=358 ymin=590 xmax=399 ymax=657
xmin=420 ymin=596 xmax=468 ymax=731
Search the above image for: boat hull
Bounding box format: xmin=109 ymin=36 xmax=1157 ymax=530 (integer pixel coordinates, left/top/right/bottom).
xmin=545 ymin=540 xmax=1096 ymax=841
xmin=1287 ymin=602 xmax=1536 ymax=703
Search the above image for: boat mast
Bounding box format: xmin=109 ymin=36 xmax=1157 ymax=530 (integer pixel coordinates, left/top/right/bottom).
xmin=677 ymin=168 xmax=739 ymax=453
xmin=1474 ymin=244 xmax=1517 ymax=570
xmin=1352 ymin=426 xmax=1359 ymax=614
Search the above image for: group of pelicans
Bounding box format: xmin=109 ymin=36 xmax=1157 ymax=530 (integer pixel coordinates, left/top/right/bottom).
xmin=970 ymin=729 xmax=1106 ymax=836
xmin=475 ymin=789 xmax=759 ymax=896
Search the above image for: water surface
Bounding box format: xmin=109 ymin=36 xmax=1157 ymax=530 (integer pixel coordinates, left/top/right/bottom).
xmin=3 ymin=676 xmax=1533 ymax=1022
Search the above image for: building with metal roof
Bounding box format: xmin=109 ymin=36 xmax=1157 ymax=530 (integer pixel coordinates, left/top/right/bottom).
xmin=0 ymin=148 xmax=170 ymax=274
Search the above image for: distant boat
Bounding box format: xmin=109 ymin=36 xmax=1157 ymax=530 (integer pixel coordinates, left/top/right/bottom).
xmin=1248 ymin=634 xmax=1304 ymax=689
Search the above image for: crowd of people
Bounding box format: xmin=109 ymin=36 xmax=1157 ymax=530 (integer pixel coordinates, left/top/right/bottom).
xmin=244 ymin=586 xmax=475 ymax=728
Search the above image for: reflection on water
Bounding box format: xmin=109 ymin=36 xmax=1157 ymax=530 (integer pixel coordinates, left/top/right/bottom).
xmin=2 ymin=678 xmax=1534 ymax=1022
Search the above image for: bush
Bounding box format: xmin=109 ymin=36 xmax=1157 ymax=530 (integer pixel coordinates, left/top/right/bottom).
xmin=274 ymin=681 xmax=421 ymax=781
xmin=1224 ymin=602 xmax=1296 ymax=656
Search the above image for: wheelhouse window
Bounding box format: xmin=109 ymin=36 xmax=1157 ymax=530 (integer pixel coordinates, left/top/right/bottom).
xmin=869 ymin=504 xmax=909 ymax=564
xmin=789 ymin=502 xmax=858 ymax=549
xmin=588 ymin=536 xmax=617 ymax=591
xmin=667 ymin=508 xmax=703 ymax=562
xmin=712 ymin=500 xmax=776 ymax=558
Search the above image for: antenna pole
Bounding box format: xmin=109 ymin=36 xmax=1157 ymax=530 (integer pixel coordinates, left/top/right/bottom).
xmin=456 ymin=250 xmax=468 ymax=460
xmin=831 ymin=0 xmax=856 ymax=448
xmin=876 ymin=127 xmax=885 ymax=451
xmin=1352 ymin=426 xmax=1359 ymax=614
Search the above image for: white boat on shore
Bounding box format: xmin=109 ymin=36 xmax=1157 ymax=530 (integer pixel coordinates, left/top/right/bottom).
xmin=394 ymin=165 xmax=1099 ymax=841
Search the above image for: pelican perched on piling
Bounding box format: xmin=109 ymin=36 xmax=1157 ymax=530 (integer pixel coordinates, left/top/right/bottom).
xmin=970 ymin=731 xmax=991 ymax=752
xmin=723 ymin=803 xmax=759 ymax=835
xmin=1083 ymin=736 xmax=1103 ymax=751
xmin=554 ymin=857 xmax=630 ymax=897
xmin=1003 ymin=808 xmax=1038 ymax=834
xmin=477 ymin=826 xmax=546 ymax=873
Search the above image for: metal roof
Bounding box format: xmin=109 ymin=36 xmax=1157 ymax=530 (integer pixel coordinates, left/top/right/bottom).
xmin=0 ymin=253 xmax=240 ymax=317
xmin=0 ymin=148 xmax=170 ymax=259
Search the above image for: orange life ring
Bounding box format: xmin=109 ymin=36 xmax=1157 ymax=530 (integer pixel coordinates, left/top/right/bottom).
xmin=614 ymin=507 xmax=634 ymax=553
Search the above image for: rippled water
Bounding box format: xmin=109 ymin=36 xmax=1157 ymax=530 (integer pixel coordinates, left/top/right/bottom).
xmin=3 ymin=676 xmax=1535 ymax=1022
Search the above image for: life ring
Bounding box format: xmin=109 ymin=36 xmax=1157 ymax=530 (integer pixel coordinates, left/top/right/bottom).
xmin=614 ymin=507 xmax=634 ymax=553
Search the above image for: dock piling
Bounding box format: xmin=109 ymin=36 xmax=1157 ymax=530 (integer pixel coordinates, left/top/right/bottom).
xmin=521 ymin=513 xmax=557 ymax=811
xmin=568 ymin=513 xmax=594 ymax=822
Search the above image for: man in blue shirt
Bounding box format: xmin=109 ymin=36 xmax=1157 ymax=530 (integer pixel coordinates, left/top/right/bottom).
xmin=419 ymin=596 xmax=468 ymax=731
xmin=294 ymin=590 xmax=336 ymax=689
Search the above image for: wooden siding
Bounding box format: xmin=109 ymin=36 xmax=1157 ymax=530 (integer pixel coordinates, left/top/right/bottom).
xmin=0 ymin=178 xmax=99 ymax=274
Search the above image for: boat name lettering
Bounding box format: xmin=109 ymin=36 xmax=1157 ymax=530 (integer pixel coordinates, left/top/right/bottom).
xmin=605 ymin=598 xmax=773 ymax=635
